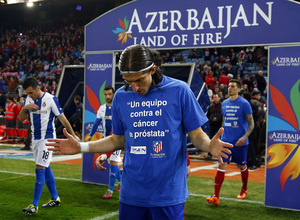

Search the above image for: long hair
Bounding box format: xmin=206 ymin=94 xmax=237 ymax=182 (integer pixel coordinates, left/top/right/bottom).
xmin=119 ymin=45 xmax=163 ymax=91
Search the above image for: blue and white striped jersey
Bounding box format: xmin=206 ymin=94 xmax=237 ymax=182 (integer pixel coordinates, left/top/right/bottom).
xmin=25 ymin=92 xmax=63 ymax=140
xmin=95 ymin=103 xmax=112 ymax=137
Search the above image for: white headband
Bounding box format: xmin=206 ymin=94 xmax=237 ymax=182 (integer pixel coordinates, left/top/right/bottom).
xmin=120 ymin=63 xmax=154 ymax=74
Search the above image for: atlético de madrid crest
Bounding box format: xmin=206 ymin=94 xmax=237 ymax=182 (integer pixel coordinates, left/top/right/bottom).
xmin=153 ymin=141 xmax=162 ymax=153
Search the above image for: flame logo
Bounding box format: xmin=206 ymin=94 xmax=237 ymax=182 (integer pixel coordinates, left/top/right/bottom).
xmin=85 ymin=81 xmax=107 ymax=170
xmin=268 ymin=80 xmax=300 ymax=191
xmin=272 ymin=59 xmax=276 ymax=65
xmin=112 ymin=17 xmax=132 ymax=46
xmin=268 ymin=133 xmax=273 ymax=140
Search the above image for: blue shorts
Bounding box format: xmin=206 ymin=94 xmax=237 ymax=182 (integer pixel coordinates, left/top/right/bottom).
xmin=221 ymin=145 xmax=248 ymax=166
xmin=119 ymin=202 xmax=185 ymax=220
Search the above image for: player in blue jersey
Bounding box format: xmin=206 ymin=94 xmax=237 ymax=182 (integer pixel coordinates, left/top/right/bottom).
xmin=87 ymin=85 xmax=122 ymax=199
xmin=206 ymin=79 xmax=254 ymax=206
xmin=19 ymin=77 xmax=80 ymax=215
xmin=47 ymin=45 xmax=232 ymax=220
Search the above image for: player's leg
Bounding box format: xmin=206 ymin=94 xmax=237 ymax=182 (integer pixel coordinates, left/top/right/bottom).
xmin=206 ymin=152 xmax=230 ymax=205
xmin=112 ymin=150 xmax=122 ymax=192
xmin=41 ymin=140 xmax=60 ymax=207
xmin=116 ymin=165 xmax=121 ymax=193
xmin=234 ymin=145 xmax=249 ymax=199
xmin=42 ymin=165 xmax=61 ymax=207
xmin=103 ymin=161 xmax=118 ymax=199
xmin=32 ymin=165 xmax=46 ymax=207
xmin=23 ymin=141 xmax=46 ymax=215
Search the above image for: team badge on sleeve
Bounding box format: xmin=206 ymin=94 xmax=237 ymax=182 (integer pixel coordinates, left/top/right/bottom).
xmin=153 ymin=141 xmax=162 ymax=153
xmin=42 ymin=102 xmax=46 ymax=107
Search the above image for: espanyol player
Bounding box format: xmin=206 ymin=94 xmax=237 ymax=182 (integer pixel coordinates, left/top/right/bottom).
xmin=47 ymin=45 xmax=232 ymax=220
xmin=87 ymin=85 xmax=122 ymax=199
xmin=20 ymin=77 xmax=80 ymax=215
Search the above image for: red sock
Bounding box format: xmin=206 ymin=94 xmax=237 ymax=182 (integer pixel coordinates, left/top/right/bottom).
xmin=214 ymin=169 xmax=225 ymax=198
xmin=241 ymin=167 xmax=248 ymax=191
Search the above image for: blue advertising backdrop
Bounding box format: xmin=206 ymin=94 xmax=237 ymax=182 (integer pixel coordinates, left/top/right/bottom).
xmin=266 ymin=46 xmax=300 ymax=210
xmin=86 ymin=0 xmax=300 ymax=51
xmin=82 ymin=53 xmax=113 ymax=185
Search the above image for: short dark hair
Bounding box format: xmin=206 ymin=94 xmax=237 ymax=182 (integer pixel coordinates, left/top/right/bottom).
xmin=7 ymin=94 xmax=14 ymax=101
xmin=252 ymin=90 xmax=261 ymax=96
xmin=213 ymin=93 xmax=220 ymax=98
xmin=104 ymin=85 xmax=115 ymax=93
xmin=229 ymin=79 xmax=241 ymax=88
xmin=74 ymin=95 xmax=81 ymax=102
xmin=242 ymin=92 xmax=251 ymax=102
xmin=23 ymin=77 xmax=39 ymax=90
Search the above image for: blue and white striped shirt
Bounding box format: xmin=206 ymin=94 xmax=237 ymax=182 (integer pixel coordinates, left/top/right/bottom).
xmin=25 ymin=92 xmax=63 ymax=140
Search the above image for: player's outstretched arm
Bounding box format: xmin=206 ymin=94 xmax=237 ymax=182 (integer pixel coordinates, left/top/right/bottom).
xmin=47 ymin=128 xmax=125 ymax=155
xmin=47 ymin=128 xmax=80 ymax=155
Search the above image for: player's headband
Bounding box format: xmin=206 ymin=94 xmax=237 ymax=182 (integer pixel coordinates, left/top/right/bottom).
xmin=119 ymin=63 xmax=154 ymax=74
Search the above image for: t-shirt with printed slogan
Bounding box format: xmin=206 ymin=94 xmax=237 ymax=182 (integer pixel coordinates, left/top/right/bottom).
xmin=112 ymin=75 xmax=208 ymax=207
xmin=221 ymin=95 xmax=252 ymax=145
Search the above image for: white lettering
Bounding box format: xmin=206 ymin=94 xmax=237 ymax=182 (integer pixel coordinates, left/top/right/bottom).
xmin=170 ymin=10 xmax=186 ymax=31
xmin=187 ymin=9 xmax=199 ymax=30
xmin=145 ymin=12 xmax=158 ymax=32
xmin=128 ymin=9 xmax=144 ymax=33
xmin=198 ymin=7 xmax=216 ymax=30
xmin=217 ymin=6 xmax=224 ymax=28
xmin=253 ymin=2 xmax=273 ymax=26
xmin=232 ymin=4 xmax=251 ymax=27
xmin=158 ymin=11 xmax=169 ymax=32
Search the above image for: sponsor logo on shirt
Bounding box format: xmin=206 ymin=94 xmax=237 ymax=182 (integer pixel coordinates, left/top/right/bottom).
xmin=153 ymin=141 xmax=162 ymax=153
xmin=224 ymin=122 xmax=231 ymax=127
xmin=32 ymin=110 xmax=48 ymax=114
xmin=130 ymin=146 xmax=146 ymax=154
xmin=104 ymin=115 xmax=112 ymax=120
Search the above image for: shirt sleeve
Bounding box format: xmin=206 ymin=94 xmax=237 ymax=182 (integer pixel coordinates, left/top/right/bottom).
xmin=52 ymin=96 xmax=63 ymax=116
xmin=112 ymin=92 xmax=125 ymax=135
xmin=181 ymin=84 xmax=208 ymax=132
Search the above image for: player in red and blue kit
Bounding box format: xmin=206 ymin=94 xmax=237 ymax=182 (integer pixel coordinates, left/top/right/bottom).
xmin=47 ymin=45 xmax=233 ymax=220
xmin=206 ymin=79 xmax=254 ymax=206
xmin=19 ymin=77 xmax=79 ymax=215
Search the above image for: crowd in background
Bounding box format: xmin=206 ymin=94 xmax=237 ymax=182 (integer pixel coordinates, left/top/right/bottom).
xmin=0 ymin=25 xmax=267 ymax=164
xmin=0 ymin=24 xmax=84 ymax=145
xmin=159 ymin=47 xmax=268 ymax=102
xmin=0 ymin=24 xmax=84 ymax=103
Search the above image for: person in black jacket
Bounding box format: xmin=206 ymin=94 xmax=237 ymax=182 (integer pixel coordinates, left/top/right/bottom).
xmin=71 ymin=95 xmax=83 ymax=139
xmin=205 ymin=93 xmax=223 ymax=159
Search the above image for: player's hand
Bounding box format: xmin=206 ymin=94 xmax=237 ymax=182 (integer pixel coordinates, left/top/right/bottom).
xmin=96 ymin=154 xmax=108 ymax=171
xmin=24 ymin=103 xmax=39 ymax=111
xmin=236 ymin=136 xmax=246 ymax=147
xmin=209 ymin=127 xmax=233 ymax=164
xmin=46 ymin=128 xmax=80 ymax=155
xmin=187 ymin=165 xmax=191 ymax=178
